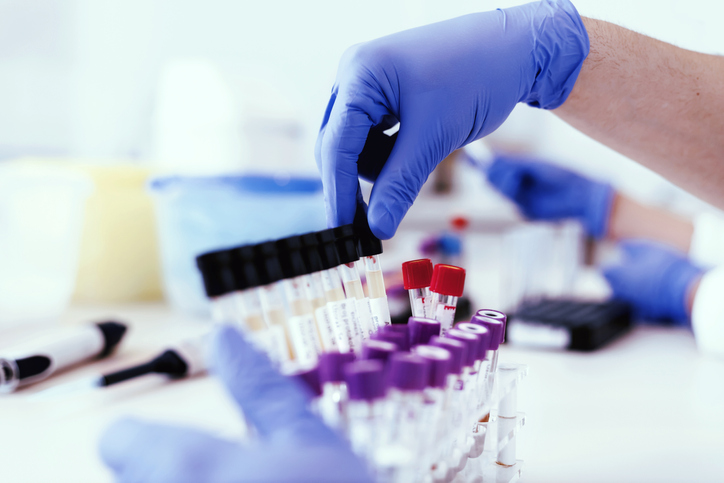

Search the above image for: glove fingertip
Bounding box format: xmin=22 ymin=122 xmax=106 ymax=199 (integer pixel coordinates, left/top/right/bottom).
xmin=367 ymin=204 xmax=397 ymax=240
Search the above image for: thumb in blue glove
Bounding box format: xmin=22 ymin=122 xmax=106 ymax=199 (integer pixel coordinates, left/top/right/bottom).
xmin=316 ymin=0 xmax=589 ymax=239
xmin=486 ymin=153 xmax=614 ymax=238
xmin=100 ymin=326 xmax=372 ymax=483
xmin=602 ymin=240 xmax=704 ymax=324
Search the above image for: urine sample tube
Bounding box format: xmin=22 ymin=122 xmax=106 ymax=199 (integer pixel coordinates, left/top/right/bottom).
xmin=355 ymin=208 xmax=391 ymax=330
xmin=300 ymin=233 xmax=338 ymax=352
xmin=277 ymin=236 xmax=323 ymax=367
xmin=317 ymin=229 xmax=356 ymax=353
xmin=402 ymin=259 xmax=434 ymax=318
xmin=344 ymin=360 xmax=388 ymax=464
xmin=318 ymin=351 xmax=356 ymax=431
xmin=333 ymin=225 xmax=373 ymax=342
xmin=429 ymin=264 xmax=466 ymax=335
xmin=408 ymin=317 xmax=441 ymax=348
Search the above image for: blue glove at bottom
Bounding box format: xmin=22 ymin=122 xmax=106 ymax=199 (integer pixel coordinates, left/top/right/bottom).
xmin=100 ymin=326 xmax=372 ymax=483
xmin=602 ymin=240 xmax=704 ymax=325
xmin=486 ymin=154 xmax=614 ymax=238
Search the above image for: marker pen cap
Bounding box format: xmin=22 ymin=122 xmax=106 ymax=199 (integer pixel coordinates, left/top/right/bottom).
xmin=300 ymin=233 xmax=324 ymax=273
xmin=388 ymin=353 xmax=429 ymax=392
xmin=196 ymin=249 xmax=237 ymax=298
xmin=430 ymin=264 xmax=466 ymax=297
xmin=354 ymin=206 xmax=383 ymax=257
xmin=475 ymin=309 xmax=508 ymax=343
xmin=332 ymin=225 xmax=359 ymax=265
xmin=430 ymin=336 xmax=466 ymax=375
xmin=402 ymin=259 xmax=434 ymax=290
xmin=291 ymin=366 xmax=322 ymax=397
xmin=446 ymin=329 xmax=478 ymax=367
xmin=381 ymin=324 xmax=410 ymax=351
xmin=408 ymin=317 xmax=441 ymax=347
xmin=345 ymin=360 xmax=387 ymax=401
xmin=316 ymin=229 xmax=341 ymax=270
xmin=255 ymin=241 xmax=285 ymax=285
xmin=277 ymin=235 xmax=308 ymax=278
xmin=362 ymin=339 xmax=398 ymax=364
xmin=318 ymin=351 xmax=356 ymax=384
xmin=471 ymin=315 xmax=503 ymax=350
xmin=372 ymin=330 xmax=408 ymax=352
xmin=455 ymin=323 xmax=492 ymax=360
xmin=413 ymin=345 xmax=452 ymax=389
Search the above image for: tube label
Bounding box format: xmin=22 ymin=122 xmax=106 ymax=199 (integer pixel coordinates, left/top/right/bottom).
xmin=434 ymin=305 xmax=456 ymax=336
xmin=314 ymin=305 xmax=337 ymax=351
xmin=341 ymin=299 xmax=362 ymax=352
xmin=369 ymin=296 xmax=391 ymax=330
xmin=287 ymin=314 xmax=321 ymax=366
xmin=355 ymin=297 xmax=375 ymax=338
xmin=327 ymin=300 xmax=352 ymax=353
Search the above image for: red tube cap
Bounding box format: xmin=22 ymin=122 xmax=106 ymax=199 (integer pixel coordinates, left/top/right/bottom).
xmin=402 ymin=259 xmax=434 ymax=290
xmin=430 ymin=264 xmax=466 ymax=297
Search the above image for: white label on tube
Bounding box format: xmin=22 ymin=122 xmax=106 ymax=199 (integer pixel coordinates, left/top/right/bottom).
xmin=411 ymin=297 xmax=426 ymax=319
xmin=287 ymin=314 xmax=320 ymax=366
xmin=355 ymin=297 xmax=374 ymax=338
xmin=327 ymin=300 xmax=352 ymax=353
xmin=341 ymin=299 xmax=362 ymax=352
xmin=435 ymin=304 xmax=456 ymax=335
xmin=370 ymin=296 xmax=391 ymax=329
xmin=267 ymin=325 xmax=290 ymax=364
xmin=315 ymin=305 xmax=337 ymax=351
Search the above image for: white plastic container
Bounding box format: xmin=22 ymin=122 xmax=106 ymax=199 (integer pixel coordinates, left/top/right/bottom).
xmin=0 ymin=162 xmax=92 ymax=325
xmin=149 ymin=174 xmax=326 ymax=315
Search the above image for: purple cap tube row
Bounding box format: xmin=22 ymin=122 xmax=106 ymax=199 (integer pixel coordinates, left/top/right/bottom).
xmin=413 ymin=345 xmax=452 ymax=389
xmin=344 ymin=360 xmax=387 ymax=401
xmin=408 ymin=317 xmax=441 ymax=347
xmin=387 ymin=353 xmax=429 ymax=392
xmin=430 ymin=336 xmax=466 ymax=376
xmin=319 ymin=351 xmax=356 ymax=384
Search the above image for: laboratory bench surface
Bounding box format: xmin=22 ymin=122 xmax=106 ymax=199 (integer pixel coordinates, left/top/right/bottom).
xmin=1 ymin=303 xmax=723 ymax=483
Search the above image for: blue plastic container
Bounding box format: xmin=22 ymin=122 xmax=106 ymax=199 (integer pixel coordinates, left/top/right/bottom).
xmin=150 ymin=174 xmax=326 ymax=315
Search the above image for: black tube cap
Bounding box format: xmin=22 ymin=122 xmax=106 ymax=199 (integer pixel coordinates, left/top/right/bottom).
xmin=231 ymin=245 xmax=261 ymax=290
xmin=354 ymin=206 xmax=382 ymax=257
xmin=196 ymin=249 xmax=238 ymax=297
xmin=96 ymin=321 xmax=128 ymax=358
xmin=333 ymin=225 xmax=359 ymax=264
xmin=277 ymin=235 xmax=309 ymax=278
xmin=317 ymin=229 xmax=341 ymax=270
xmin=255 ymin=241 xmax=285 ymax=284
xmin=301 ymin=233 xmax=324 ymax=273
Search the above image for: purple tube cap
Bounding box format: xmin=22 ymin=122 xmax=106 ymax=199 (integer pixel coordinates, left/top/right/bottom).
xmin=388 ymin=353 xmax=429 ymax=392
xmin=456 ymin=322 xmax=492 ymax=360
xmin=408 ymin=317 xmax=441 ymax=347
xmin=290 ymin=366 xmax=322 ymax=397
xmin=414 ymin=345 xmax=452 ymax=388
xmin=362 ymin=339 xmax=398 ymax=364
xmin=475 ymin=309 xmax=507 ymax=343
xmin=471 ymin=315 xmax=503 ymax=350
xmin=372 ymin=330 xmax=409 ymax=352
xmin=430 ymin=336 xmax=466 ymax=375
xmin=344 ymin=360 xmax=387 ymax=401
xmin=447 ymin=329 xmax=478 ymax=367
xmin=318 ymin=351 xmax=356 ymax=383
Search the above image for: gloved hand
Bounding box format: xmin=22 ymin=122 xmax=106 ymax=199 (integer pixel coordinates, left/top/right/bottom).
xmin=316 ymin=0 xmax=589 ymax=239
xmin=100 ymin=326 xmax=372 ymax=483
xmin=603 ymin=240 xmax=704 ymax=324
xmin=486 ymin=153 xmax=614 ymax=238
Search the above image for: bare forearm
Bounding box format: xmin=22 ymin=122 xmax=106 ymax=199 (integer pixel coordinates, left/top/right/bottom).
xmin=556 ymin=18 xmax=724 ymax=209
xmin=607 ymin=193 xmax=694 ymax=252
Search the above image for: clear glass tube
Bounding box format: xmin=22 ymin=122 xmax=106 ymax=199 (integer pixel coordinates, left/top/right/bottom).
xmin=257 ymin=283 xmax=293 ymax=364
xmin=338 ymin=263 xmax=369 ymax=347
xmin=430 ymin=292 xmax=459 ymax=335
xmin=421 ymin=386 xmax=446 ymax=479
xmin=408 ymin=287 xmax=431 ymax=318
xmin=305 ymin=273 xmax=338 ymax=352
xmin=282 ymin=276 xmax=322 ymax=366
xmin=319 ymin=381 xmax=348 ymax=431
xmin=320 ymin=268 xmax=354 ymax=353
xmin=363 ymin=255 xmax=391 ymax=331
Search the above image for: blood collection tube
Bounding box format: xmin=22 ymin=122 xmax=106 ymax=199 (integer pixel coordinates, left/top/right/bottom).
xmin=361 ymin=339 xmax=398 ymax=366
xmin=429 ymin=264 xmax=466 ymax=335
xmin=300 ymin=233 xmax=338 ymax=352
xmin=471 ymin=312 xmax=505 ymax=423
xmin=231 ymin=246 xmax=275 ymax=340
xmin=381 ymin=324 xmax=411 ymax=350
xmin=408 ymin=317 xmax=441 ymax=348
xmin=196 ymin=249 xmax=242 ymax=325
xmin=455 ymin=322 xmax=493 ymax=418
xmin=344 ymin=360 xmax=388 ymax=464
xmin=402 ymin=259 xmax=434 ymax=318
xmin=318 ymin=351 xmax=355 ymax=431
xmin=355 ymin=208 xmax=391 ymax=330
xmin=277 ymin=236 xmax=323 ymax=367
xmin=372 ymin=329 xmax=408 ymax=352
xmin=476 ymin=309 xmax=508 ymax=344
xmin=317 ymin=229 xmax=357 ymax=352
xmin=333 ymin=225 xmax=373 ymax=341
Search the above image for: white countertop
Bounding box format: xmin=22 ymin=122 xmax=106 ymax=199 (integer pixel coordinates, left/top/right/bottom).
xmin=1 ymin=303 xmax=723 ymax=483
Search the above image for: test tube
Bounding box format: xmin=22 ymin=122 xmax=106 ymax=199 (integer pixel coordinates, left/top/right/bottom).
xmin=402 ymin=259 xmax=434 ymax=318
xmin=429 ymin=264 xmax=466 ymax=335
xmin=361 ymin=339 xmax=398 ymax=367
xmin=317 ymin=229 xmax=356 ymax=352
xmin=344 ymin=360 xmax=388 ymax=465
xmin=333 ymin=225 xmax=373 ymax=342
xmin=196 ymin=249 xmax=242 ymax=325
xmin=372 ymin=329 xmax=408 ymax=352
xmin=408 ymin=317 xmax=441 ymax=348
xmin=318 ymin=351 xmax=356 ymax=431
xmin=455 ymin=322 xmax=493 ymax=419
xmin=277 ymin=236 xmax=323 ymax=367
xmin=355 ymin=208 xmax=391 ymax=330
xmin=471 ymin=312 xmax=505 ymax=423
xmin=300 ymin=233 xmax=338 ymax=352
xmin=376 ymin=353 xmax=430 ymax=483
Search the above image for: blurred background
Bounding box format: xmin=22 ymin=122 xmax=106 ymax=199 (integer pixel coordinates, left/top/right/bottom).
xmin=1 ymin=0 xmax=723 ymax=325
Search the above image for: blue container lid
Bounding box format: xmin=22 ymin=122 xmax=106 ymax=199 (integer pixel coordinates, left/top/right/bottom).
xmin=149 ymin=174 xmax=323 ymax=195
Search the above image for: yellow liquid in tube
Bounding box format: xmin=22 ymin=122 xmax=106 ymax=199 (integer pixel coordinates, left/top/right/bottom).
xmin=366 ymin=269 xmax=386 ymax=299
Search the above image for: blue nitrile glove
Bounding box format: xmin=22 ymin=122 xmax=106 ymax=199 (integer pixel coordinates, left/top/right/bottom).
xmin=100 ymin=326 xmax=372 ymax=483
xmin=315 ymin=0 xmax=589 ymax=239
xmin=602 ymin=240 xmax=705 ymax=324
xmin=486 ymin=154 xmax=615 ymax=238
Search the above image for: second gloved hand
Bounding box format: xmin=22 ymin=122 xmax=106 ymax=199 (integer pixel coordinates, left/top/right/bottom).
xmin=603 ymin=240 xmax=704 ymax=324
xmin=100 ymin=326 xmax=372 ymax=483
xmin=486 ymin=153 xmax=614 ymax=238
